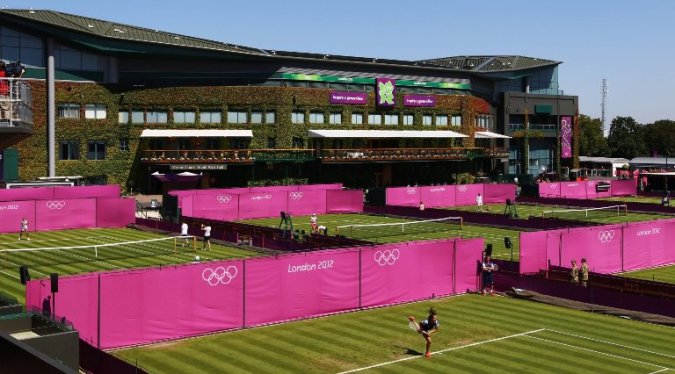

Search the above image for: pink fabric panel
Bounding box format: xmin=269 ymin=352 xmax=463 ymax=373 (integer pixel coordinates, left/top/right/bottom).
xmin=287 ymin=190 xmax=327 ymax=216
xmin=453 ymin=184 xmax=484 ymax=206
xmin=244 ymin=250 xmax=360 ymax=326
xmin=35 ymin=198 xmax=96 ymax=231
xmin=326 ymin=190 xmax=363 ymax=213
xmin=546 ymin=232 xmax=562 ymax=267
xmin=100 ymin=261 xmax=244 ymax=348
xmin=24 ymin=279 xmax=44 ymax=313
xmin=610 ymin=179 xmax=636 ymax=196
xmin=0 ymin=200 xmax=35 ymax=233
xmin=195 ymin=188 xmax=244 ymax=195
xmin=385 ymin=186 xmax=420 ymax=207
xmin=559 ymin=181 xmax=587 ymax=199
xmin=96 ymin=198 xmax=135 ymax=228
xmin=53 ymin=185 xmax=120 ymax=199
xmin=0 ymin=187 xmax=54 ymax=202
xmin=561 ymin=226 xmax=623 ymax=273
xmin=191 ymin=194 xmax=239 ymax=221
xmin=622 ymin=221 xmax=673 ymax=271
xmin=420 ymin=186 xmax=455 ymax=208
xmin=360 ymin=240 xmax=454 ymax=307
xmin=483 ymin=184 xmax=516 ymax=204
xmin=298 ymin=183 xmax=343 ymax=191
xmin=238 ymin=191 xmax=289 ymax=219
xmin=453 ymin=238 xmax=483 ymax=293
xmin=519 ymin=231 xmax=550 ymax=273
xmin=250 ymin=186 xmax=299 ymax=193
xmin=539 ymin=182 xmax=561 ymax=198
xmin=180 ymin=195 xmax=193 ymax=216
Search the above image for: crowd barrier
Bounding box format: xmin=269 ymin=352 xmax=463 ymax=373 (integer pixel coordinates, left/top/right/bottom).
xmin=25 ymin=237 xmax=482 ymax=349
xmin=385 ymin=183 xmax=516 ymax=208
xmin=0 ymin=185 xmax=120 ymax=202
xmin=538 ymin=179 xmax=636 ymax=199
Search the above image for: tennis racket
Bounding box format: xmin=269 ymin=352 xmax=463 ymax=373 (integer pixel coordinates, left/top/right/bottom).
xmin=408 ymin=321 xmax=419 ymax=331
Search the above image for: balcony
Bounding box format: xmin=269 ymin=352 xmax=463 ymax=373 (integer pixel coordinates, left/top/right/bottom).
xmin=318 ymin=147 xmax=509 ymax=163
xmin=0 ymin=78 xmax=33 ymax=148
xmin=140 ymin=148 xmax=316 ymax=165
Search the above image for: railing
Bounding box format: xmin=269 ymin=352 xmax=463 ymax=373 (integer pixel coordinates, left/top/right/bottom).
xmin=318 ymin=147 xmax=509 ymax=162
xmin=140 ymin=149 xmax=257 ymax=164
xmin=0 ymin=78 xmax=33 ymax=127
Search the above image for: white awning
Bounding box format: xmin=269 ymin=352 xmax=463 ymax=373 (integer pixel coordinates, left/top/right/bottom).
xmin=475 ymin=131 xmax=511 ymax=139
xmin=140 ymin=129 xmax=253 ymax=138
xmin=307 ymin=130 xmax=468 ymax=138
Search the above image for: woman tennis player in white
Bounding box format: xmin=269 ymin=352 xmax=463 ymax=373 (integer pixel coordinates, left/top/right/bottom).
xmin=408 ymin=307 xmax=439 ymax=358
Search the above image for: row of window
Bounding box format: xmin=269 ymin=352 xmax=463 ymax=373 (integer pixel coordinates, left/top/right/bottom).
xmin=60 ymin=139 xmax=129 ymax=160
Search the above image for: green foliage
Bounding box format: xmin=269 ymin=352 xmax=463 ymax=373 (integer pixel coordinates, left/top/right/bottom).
xmin=247 ymin=177 xmax=308 ymax=187
xmin=642 ymin=120 xmax=675 ymax=157
xmin=578 ymin=114 xmax=609 ymax=156
xmin=607 ymin=116 xmax=647 ymax=159
xmin=454 ymin=172 xmax=476 ymax=184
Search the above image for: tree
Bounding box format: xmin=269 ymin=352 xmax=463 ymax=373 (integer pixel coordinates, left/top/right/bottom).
xmin=607 ymin=116 xmax=646 ymax=159
xmin=578 ymin=114 xmax=609 ymax=156
xmin=643 ymin=120 xmax=675 ymax=157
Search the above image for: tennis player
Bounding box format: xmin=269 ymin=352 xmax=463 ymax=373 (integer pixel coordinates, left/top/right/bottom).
xmin=476 ymin=193 xmax=484 ymax=212
xmin=408 ymin=307 xmax=439 ymax=358
xmin=201 ymin=223 xmax=212 ymax=251
xmin=18 ymin=217 xmax=30 ymax=240
xmin=180 ymin=222 xmax=189 ymax=247
xmin=310 ymin=213 xmax=318 ymax=234
xmin=419 ymin=201 xmax=425 ymax=211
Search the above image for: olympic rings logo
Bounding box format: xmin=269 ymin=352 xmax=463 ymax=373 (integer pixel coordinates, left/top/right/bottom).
xmin=550 ymin=184 xmax=558 ymax=189
xmin=202 ymin=266 xmax=238 ymax=286
xmin=216 ymin=195 xmax=231 ymax=204
xmin=457 ymin=185 xmax=467 ymax=192
xmin=46 ymin=200 xmax=66 ymax=210
xmin=374 ymin=249 xmax=400 ymax=266
xmin=289 ymin=192 xmax=304 ymax=200
xmin=406 ymin=187 xmax=417 ymax=195
xmin=597 ymin=230 xmax=615 ymax=243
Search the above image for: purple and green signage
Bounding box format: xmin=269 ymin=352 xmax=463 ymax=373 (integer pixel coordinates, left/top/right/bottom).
xmin=272 ymin=72 xmax=472 ymax=90
xmin=376 ymin=78 xmax=396 ymax=107
xmin=403 ymin=94 xmax=436 ymax=107
xmin=561 ymin=116 xmax=572 ymax=158
xmin=329 ymin=91 xmax=368 ymax=105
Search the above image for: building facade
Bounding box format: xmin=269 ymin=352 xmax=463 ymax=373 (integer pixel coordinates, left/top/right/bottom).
xmin=0 ymin=9 xmax=579 ymax=193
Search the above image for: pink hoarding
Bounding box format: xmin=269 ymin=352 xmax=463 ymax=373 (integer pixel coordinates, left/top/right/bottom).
xmin=0 ymin=200 xmax=35 ymax=233
xmin=287 ymin=189 xmax=327 ymax=216
xmin=96 ymin=198 xmax=135 ymax=228
xmin=100 ymin=261 xmax=244 ymax=348
xmin=420 ymin=186 xmax=454 ymax=208
xmin=53 ymin=185 xmax=120 ymax=199
xmin=191 ymin=194 xmax=239 ymax=221
xmin=585 ymin=180 xmax=612 ymax=199
xmin=0 ymin=187 xmax=54 ymax=202
xmin=539 ymin=182 xmax=561 ymax=198
xmin=180 ymin=195 xmax=193 ymax=216
xmin=35 ymin=198 xmax=96 ymax=231
xmin=561 ymin=226 xmax=624 ymax=273
xmin=298 ymin=183 xmax=343 ymax=191
xmin=483 ymin=184 xmax=516 ymax=204
xmin=453 ymin=184 xmax=484 ymax=206
xmin=622 ymin=221 xmax=673 ymax=271
xmin=250 ymin=186 xmax=298 ymax=193
xmin=326 ymin=190 xmax=363 ymax=213
xmin=453 ymin=238 xmax=483 ymax=293
xmin=559 ymin=182 xmax=586 ymax=199
xmin=245 ymin=250 xmax=360 ymax=326
xmin=238 ymin=191 xmax=288 ymax=219
xmin=610 ymin=179 xmax=636 ymax=196
xmin=385 ymin=186 xmax=420 ymax=207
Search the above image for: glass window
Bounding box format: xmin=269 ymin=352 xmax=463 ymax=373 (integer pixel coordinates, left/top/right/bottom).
xmin=329 ymin=112 xmax=342 ymax=125
xmin=57 ymin=103 xmax=80 ymax=119
xmin=227 ymin=111 xmax=247 ymax=124
xmin=451 ymin=115 xmax=462 ymax=126
xmin=0 ymin=26 xmax=44 ymax=67
xmin=436 ymin=115 xmax=448 ymax=126
xmin=146 ymin=111 xmax=168 ymax=124
xmin=150 ymin=138 xmax=165 ymax=150
xmin=174 ymin=111 xmax=196 ymax=123
xmin=251 ymin=111 xmax=263 ymax=124
xmin=87 ymin=141 xmax=106 ymax=160
xmin=292 ymin=137 xmax=304 ymax=148
xmin=119 ymin=138 xmax=129 ymax=151
xmin=368 ymin=114 xmax=382 ymax=125
xmin=118 ymin=111 xmax=129 ymax=124
xmin=200 ymin=111 xmax=222 ymax=124
xmin=309 ymin=112 xmax=325 ymax=124
xmin=351 ymin=113 xmax=363 ymax=125
xmin=384 ymin=114 xmax=398 ymax=125
xmin=265 ymin=111 xmax=276 ymax=124
xmin=292 ymin=111 xmax=305 ymax=124
xmin=423 ymin=115 xmax=433 ymax=126
xmin=403 ymin=114 xmax=414 ymax=126
xmin=84 ymin=104 xmax=107 ymax=119
xmin=60 ymin=141 xmax=79 ymax=160
xmin=131 ymin=110 xmax=144 ymax=124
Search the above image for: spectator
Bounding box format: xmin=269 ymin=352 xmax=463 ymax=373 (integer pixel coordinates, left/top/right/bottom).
xmin=569 ymin=260 xmax=579 ymax=284
xmin=481 ymin=256 xmax=495 ymax=295
xmin=580 ymin=258 xmax=589 ymax=287
xmin=0 ymin=61 xmax=9 ymax=120
xmin=42 ymin=295 xmax=51 ymax=318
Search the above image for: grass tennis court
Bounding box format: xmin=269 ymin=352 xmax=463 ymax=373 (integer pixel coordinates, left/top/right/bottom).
xmin=601 ymin=196 xmax=667 ymax=204
xmin=114 ymin=294 xmax=675 ymax=373
xmin=0 ymin=228 xmax=262 ymax=305
xmin=620 ymin=264 xmax=675 ymax=284
xmin=243 ymin=213 xmax=522 ymax=260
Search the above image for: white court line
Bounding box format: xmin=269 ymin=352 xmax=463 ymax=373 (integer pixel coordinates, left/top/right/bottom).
xmin=546 ymin=329 xmax=675 ymax=359
xmin=0 ymin=269 xmax=20 ymax=279
xmin=525 ymin=335 xmax=669 ymax=372
xmin=336 ymin=328 xmax=545 ymax=374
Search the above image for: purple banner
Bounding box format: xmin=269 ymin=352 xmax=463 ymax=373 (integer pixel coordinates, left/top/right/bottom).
xmin=329 ymin=91 xmax=367 ymax=105
xmin=561 ymin=116 xmax=572 ymax=159
xmin=376 ymin=78 xmax=396 ymax=107
xmin=403 ymin=94 xmax=436 ymax=107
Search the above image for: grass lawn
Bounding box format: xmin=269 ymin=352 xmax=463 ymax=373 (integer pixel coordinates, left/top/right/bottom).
xmin=114 ymin=294 xmax=675 ymax=374
xmin=601 ymin=196 xmax=668 ymax=205
xmin=243 ymin=213 xmax=522 ymax=261
xmin=0 ymin=228 xmax=261 ymax=305
xmin=619 ymin=264 xmax=675 ymax=284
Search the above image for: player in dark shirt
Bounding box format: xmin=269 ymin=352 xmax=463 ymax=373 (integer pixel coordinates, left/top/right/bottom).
xmin=408 ymin=307 xmax=439 ymax=358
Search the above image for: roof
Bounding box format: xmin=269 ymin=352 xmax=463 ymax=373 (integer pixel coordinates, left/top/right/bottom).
xmin=629 ymin=157 xmax=675 ymax=167
xmin=140 ymin=129 xmax=253 ymax=138
xmin=307 ymin=130 xmax=467 ymax=139
xmin=416 ymin=55 xmax=560 ymax=73
xmin=475 ymin=131 xmax=511 ymax=139
xmin=579 ymin=156 xmax=630 ymax=164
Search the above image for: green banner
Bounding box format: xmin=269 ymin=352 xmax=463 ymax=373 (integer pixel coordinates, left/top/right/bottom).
xmin=273 ymin=73 xmax=470 ymax=90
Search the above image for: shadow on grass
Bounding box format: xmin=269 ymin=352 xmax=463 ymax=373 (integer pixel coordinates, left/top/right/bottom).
xmin=393 ymin=345 xmax=423 ymax=356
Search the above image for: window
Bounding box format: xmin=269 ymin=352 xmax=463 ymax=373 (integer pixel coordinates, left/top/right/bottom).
xmin=309 ymin=112 xmax=325 ymax=124
xmin=436 ymin=115 xmax=448 ymax=126
xmin=174 ymin=111 xmax=196 ymax=123
xmin=251 ymin=111 xmax=263 ymax=124
xmin=451 ymin=115 xmax=462 ymax=126
xmin=60 ymin=141 xmax=79 ymax=160
xmin=292 ymin=137 xmax=305 ymax=148
xmin=146 ymin=111 xmax=168 ymax=124
xmin=267 ymin=137 xmax=277 ymax=148
xmin=368 ymin=114 xmax=382 ymax=125
xmin=227 ymin=111 xmax=247 ymax=124
xmin=292 ymin=111 xmax=305 ymax=124
xmin=87 ymin=141 xmax=106 ymax=160
xmin=329 ymin=112 xmax=342 ymax=125
xmin=57 ymin=103 xmax=80 ymax=119
xmin=351 ymin=113 xmax=363 ymax=125
xmin=150 ymin=139 xmax=165 ymax=150
xmin=205 ymin=138 xmax=220 ymax=149
xmin=200 ymin=111 xmax=221 ymax=124
xmin=84 ymin=104 xmax=107 ymax=119
xmin=178 ymin=139 xmax=189 ymax=150
xmin=119 ymin=138 xmax=129 ymax=151
xmin=422 ymin=115 xmax=433 ymax=126
xmin=476 ymin=115 xmax=492 ymax=129
xmin=265 ymin=111 xmax=276 ymax=124
xmin=403 ymin=114 xmax=414 ymax=126
xmin=131 ymin=110 xmax=144 ymax=124
xmin=384 ymin=114 xmax=398 ymax=126
xmin=118 ymin=111 xmax=129 ymax=124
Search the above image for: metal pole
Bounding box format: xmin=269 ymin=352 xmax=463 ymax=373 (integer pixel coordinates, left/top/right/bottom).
xmin=46 ymin=37 xmax=56 ymax=177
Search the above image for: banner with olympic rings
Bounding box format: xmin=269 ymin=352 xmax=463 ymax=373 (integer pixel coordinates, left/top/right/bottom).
xmin=35 ymin=198 xmax=97 ymax=231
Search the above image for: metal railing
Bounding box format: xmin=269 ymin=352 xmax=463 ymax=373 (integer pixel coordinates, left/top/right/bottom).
xmin=0 ymin=78 xmax=33 ymax=127
xmin=318 ymin=147 xmax=509 ymax=162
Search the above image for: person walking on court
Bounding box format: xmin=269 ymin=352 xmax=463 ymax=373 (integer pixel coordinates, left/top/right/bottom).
xmin=310 ymin=213 xmax=318 ymax=234
xmin=408 ymin=307 xmax=439 ymax=358
xmin=580 ymin=258 xmax=589 ymax=287
xmin=201 ymin=223 xmax=212 ymax=251
xmin=476 ymin=193 xmax=484 ymax=212
xmin=180 ymin=222 xmax=190 ymax=247
xmin=18 ymin=217 xmax=30 ymax=240
xmin=569 ymin=260 xmax=579 ymax=284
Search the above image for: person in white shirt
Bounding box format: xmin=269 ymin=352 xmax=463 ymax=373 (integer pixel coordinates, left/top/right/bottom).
xmin=419 ymin=201 xmax=425 ymax=211
xmin=476 ymin=193 xmax=484 ymax=212
xmin=180 ymin=222 xmax=189 ymax=247
xmin=310 ymin=213 xmax=318 ymax=234
xmin=200 ymin=223 xmax=212 ymax=250
xmin=19 ymin=217 xmax=30 ymax=240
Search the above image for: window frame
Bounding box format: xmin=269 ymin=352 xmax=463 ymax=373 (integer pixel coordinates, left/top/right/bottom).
xmin=84 ymin=104 xmax=107 ymax=120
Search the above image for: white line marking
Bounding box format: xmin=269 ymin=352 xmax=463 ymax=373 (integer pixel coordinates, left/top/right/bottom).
xmin=0 ymin=269 xmax=20 ymax=279
xmin=525 ymin=335 xmax=669 ymax=371
xmin=336 ymin=328 xmax=545 ymax=374
xmin=545 ymin=329 xmax=675 ymax=359
xmin=648 ymin=368 xmax=670 ymax=374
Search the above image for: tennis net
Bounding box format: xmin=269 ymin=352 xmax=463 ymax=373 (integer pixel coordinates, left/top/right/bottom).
xmin=1 ymin=235 xmax=197 ymax=269
xmin=541 ymin=204 xmax=628 ymax=220
xmin=336 ymin=216 xmax=463 ymax=239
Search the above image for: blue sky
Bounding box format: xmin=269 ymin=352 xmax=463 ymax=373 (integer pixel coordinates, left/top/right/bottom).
xmin=2 ymin=0 xmax=674 ymax=127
